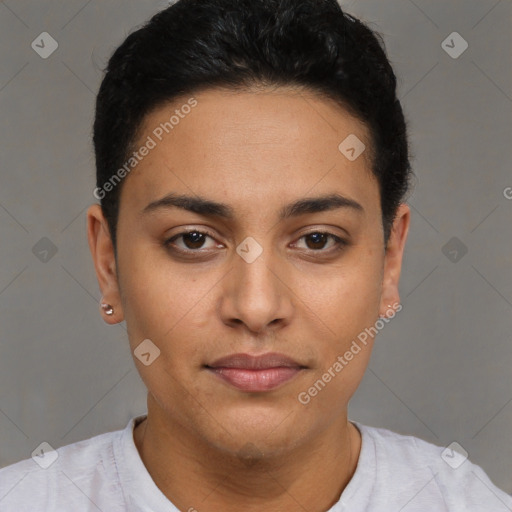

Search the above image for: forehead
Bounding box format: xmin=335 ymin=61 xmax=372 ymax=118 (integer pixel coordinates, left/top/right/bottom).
xmin=120 ymin=87 xmax=379 ymax=217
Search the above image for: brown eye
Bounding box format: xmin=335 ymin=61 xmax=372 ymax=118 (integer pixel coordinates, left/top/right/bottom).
xmin=165 ymin=230 xmax=218 ymax=253
xmin=304 ymin=232 xmax=329 ymax=250
xmin=295 ymin=231 xmax=347 ymax=253
xmin=181 ymin=231 xmax=207 ymax=249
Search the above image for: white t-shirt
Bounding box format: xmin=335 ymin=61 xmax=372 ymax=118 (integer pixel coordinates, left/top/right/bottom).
xmin=1 ymin=414 xmax=511 ymax=511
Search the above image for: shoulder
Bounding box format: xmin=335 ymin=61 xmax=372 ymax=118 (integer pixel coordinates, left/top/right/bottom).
xmin=354 ymin=422 xmax=512 ymax=511
xmin=0 ymin=426 xmax=126 ymax=512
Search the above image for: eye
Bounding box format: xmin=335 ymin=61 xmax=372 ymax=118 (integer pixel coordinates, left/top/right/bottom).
xmin=164 ymin=229 xmax=348 ymax=257
xmin=165 ymin=229 xmax=220 ymax=253
xmin=293 ymin=231 xmax=347 ymax=252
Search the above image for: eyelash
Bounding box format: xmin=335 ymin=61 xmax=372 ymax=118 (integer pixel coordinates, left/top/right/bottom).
xmin=164 ymin=229 xmax=348 ymax=256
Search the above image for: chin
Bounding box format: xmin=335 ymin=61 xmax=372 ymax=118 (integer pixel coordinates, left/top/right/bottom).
xmin=209 ymin=404 xmax=306 ymax=452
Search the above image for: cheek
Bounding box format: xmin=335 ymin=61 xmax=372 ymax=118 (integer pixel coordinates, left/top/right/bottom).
xmin=298 ymin=250 xmax=383 ymax=331
xmin=296 ymin=250 xmax=382 ymax=398
xmin=118 ymin=253 xmax=217 ymax=396
xmin=298 ymin=321 xmax=375 ymax=417
xmin=118 ymin=245 xmax=213 ymax=341
xmin=300 ymin=352 xmax=372 ymax=420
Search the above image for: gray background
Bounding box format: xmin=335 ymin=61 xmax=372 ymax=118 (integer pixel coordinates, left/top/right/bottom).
xmin=0 ymin=0 xmax=511 ymax=496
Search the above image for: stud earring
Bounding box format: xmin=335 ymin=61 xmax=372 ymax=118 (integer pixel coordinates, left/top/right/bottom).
xmin=379 ymin=304 xmax=397 ymax=319
xmin=100 ymin=302 xmax=114 ymax=316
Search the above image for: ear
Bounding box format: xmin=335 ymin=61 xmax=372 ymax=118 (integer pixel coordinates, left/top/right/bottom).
xmin=87 ymin=204 xmax=124 ymax=324
xmin=379 ymin=203 xmax=410 ymax=318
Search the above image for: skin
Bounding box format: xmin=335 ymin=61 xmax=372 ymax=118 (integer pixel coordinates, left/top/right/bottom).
xmin=87 ymin=85 xmax=410 ymax=512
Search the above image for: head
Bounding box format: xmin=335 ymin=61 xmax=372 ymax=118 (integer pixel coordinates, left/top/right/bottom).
xmin=88 ymin=0 xmax=411 ymax=458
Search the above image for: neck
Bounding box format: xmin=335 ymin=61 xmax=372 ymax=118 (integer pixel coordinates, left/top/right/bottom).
xmin=134 ymin=399 xmax=361 ymax=512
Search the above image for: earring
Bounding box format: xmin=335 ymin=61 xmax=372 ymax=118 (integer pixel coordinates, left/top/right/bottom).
xmin=379 ymin=304 xmax=396 ymax=319
xmin=100 ymin=302 xmax=114 ymax=316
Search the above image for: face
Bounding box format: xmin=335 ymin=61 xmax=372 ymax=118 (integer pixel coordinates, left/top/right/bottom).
xmin=88 ymin=86 xmax=409 ymax=457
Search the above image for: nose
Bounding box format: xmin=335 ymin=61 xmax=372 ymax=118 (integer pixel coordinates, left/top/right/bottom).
xmin=219 ymin=242 xmax=294 ymax=335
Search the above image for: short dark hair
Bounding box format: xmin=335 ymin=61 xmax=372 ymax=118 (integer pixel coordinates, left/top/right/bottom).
xmin=93 ymin=0 xmax=412 ymax=253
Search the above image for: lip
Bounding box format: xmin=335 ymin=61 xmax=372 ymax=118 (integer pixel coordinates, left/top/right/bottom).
xmin=206 ymin=353 xmax=306 ymax=392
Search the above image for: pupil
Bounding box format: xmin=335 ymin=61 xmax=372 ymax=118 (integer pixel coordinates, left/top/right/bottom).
xmin=308 ymin=233 xmax=326 ymax=249
xmin=181 ymin=233 xmax=329 ymax=250
xmin=185 ymin=232 xmax=204 ymax=249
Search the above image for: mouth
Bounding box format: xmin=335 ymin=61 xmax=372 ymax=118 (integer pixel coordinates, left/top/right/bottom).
xmin=205 ymin=353 xmax=307 ymax=392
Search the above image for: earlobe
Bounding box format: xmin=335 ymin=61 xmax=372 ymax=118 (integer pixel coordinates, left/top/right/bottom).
xmin=379 ymin=203 xmax=410 ymax=318
xmin=86 ymin=204 xmax=124 ymax=324
xmin=100 ymin=301 xmax=115 ymax=316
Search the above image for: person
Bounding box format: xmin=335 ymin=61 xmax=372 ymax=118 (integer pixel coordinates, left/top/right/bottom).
xmin=1 ymin=0 xmax=511 ymax=510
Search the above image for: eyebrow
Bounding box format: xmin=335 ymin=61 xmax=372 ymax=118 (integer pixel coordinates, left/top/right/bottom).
xmin=141 ymin=192 xmax=364 ymax=220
